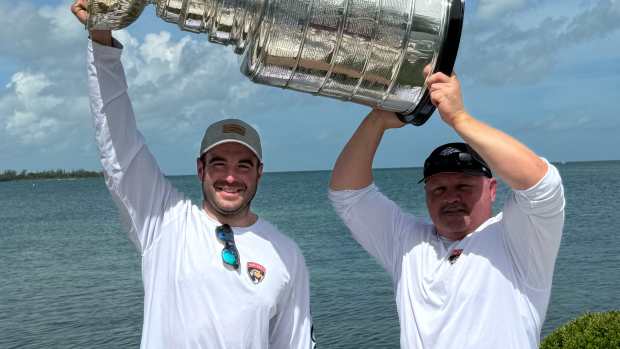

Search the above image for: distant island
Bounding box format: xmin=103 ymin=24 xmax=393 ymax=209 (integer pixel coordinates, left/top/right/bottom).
xmin=0 ymin=169 xmax=103 ymax=182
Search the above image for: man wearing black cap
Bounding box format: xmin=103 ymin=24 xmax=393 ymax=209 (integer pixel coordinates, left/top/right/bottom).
xmin=329 ymin=72 xmax=565 ymax=348
xmin=72 ymin=2 xmax=314 ymax=348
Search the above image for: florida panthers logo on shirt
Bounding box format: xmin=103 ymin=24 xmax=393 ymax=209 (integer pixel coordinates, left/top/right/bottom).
xmin=247 ymin=262 xmax=266 ymax=284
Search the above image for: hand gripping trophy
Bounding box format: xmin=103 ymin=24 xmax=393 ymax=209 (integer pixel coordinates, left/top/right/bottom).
xmin=87 ymin=0 xmax=464 ymax=125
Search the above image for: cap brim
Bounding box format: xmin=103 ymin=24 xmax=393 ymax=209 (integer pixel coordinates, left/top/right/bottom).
xmin=418 ymin=170 xmax=491 ymax=184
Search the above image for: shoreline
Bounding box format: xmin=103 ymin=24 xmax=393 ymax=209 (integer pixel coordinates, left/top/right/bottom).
xmin=0 ymin=170 xmax=103 ymax=182
xmin=2 ymin=159 xmax=619 ymax=181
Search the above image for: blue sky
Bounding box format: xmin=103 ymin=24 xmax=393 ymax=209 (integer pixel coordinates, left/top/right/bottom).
xmin=1 ymin=0 xmax=619 ymax=174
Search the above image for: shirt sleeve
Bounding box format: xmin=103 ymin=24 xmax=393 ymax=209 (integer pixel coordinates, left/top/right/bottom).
xmin=269 ymin=250 xmax=315 ymax=349
xmin=501 ymin=159 xmax=565 ymax=289
xmin=328 ymin=184 xmax=416 ymax=277
xmin=87 ymin=39 xmax=184 ymax=254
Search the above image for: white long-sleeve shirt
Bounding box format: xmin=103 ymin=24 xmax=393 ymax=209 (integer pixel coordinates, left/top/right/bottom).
xmin=87 ymin=39 xmax=313 ymax=349
xmin=329 ymin=163 xmax=565 ymax=349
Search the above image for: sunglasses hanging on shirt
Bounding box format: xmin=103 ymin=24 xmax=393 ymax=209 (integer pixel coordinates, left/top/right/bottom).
xmin=216 ymin=224 xmax=240 ymax=270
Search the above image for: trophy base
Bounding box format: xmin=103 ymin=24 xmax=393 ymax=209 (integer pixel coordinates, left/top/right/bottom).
xmin=87 ymin=0 xmax=149 ymax=31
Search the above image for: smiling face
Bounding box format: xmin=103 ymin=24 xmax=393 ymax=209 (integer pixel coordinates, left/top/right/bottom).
xmin=424 ymin=172 xmax=497 ymax=240
xmin=197 ymin=142 xmax=262 ymax=226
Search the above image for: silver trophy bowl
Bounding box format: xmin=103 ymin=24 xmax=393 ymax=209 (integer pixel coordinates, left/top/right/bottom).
xmin=88 ymin=0 xmax=464 ymax=125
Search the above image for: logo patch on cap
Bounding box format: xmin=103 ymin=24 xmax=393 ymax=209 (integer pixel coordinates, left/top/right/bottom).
xmin=222 ymin=124 xmax=246 ymax=136
xmin=439 ymin=147 xmax=460 ymax=156
xmin=247 ymin=262 xmax=266 ymax=284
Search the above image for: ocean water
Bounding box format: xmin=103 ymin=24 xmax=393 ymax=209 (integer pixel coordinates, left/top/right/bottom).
xmin=1 ymin=161 xmax=619 ymax=348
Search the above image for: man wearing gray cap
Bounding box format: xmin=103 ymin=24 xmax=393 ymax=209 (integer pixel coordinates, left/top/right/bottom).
xmin=329 ymin=71 xmax=565 ymax=348
xmin=73 ymin=2 xmax=314 ymax=348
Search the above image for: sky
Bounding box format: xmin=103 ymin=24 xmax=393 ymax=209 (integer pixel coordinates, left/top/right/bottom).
xmin=0 ymin=0 xmax=619 ymax=174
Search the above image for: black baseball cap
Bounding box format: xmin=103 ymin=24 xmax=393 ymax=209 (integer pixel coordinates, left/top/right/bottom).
xmin=419 ymin=142 xmax=492 ymax=183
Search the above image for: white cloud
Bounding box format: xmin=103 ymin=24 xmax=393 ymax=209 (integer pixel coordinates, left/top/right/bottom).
xmin=111 ymin=30 xmax=266 ymax=141
xmin=476 ymin=0 xmax=528 ymax=20
xmin=532 ymin=114 xmax=594 ymax=132
xmin=2 ymin=72 xmax=63 ymax=145
xmin=461 ymin=0 xmax=620 ymax=85
xmin=39 ymin=0 xmax=84 ymax=43
xmin=0 ymin=1 xmax=84 ymax=65
xmin=8 ymin=72 xmax=53 ymax=99
xmin=560 ymin=0 xmax=620 ymax=42
xmin=133 ymin=31 xmax=190 ymax=86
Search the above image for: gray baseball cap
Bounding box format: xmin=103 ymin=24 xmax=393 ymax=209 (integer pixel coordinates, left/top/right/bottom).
xmin=199 ymin=119 xmax=262 ymax=163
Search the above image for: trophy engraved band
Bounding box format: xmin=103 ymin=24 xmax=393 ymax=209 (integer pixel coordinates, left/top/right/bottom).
xmin=88 ymin=0 xmax=464 ymax=125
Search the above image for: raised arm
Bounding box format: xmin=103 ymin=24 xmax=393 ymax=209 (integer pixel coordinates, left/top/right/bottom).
xmin=426 ymin=72 xmax=548 ymax=190
xmin=329 ymin=109 xmax=405 ymax=190
xmin=329 ymin=109 xmax=415 ymax=274
xmin=428 ymin=71 xmax=565 ymax=290
xmin=74 ymin=1 xmax=182 ymax=253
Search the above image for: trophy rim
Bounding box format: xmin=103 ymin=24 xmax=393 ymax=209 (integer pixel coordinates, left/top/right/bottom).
xmin=398 ymin=0 xmax=465 ymax=126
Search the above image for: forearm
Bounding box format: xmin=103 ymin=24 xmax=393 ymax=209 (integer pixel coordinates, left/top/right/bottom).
xmin=330 ymin=113 xmax=386 ymax=190
xmin=88 ymin=39 xmax=142 ymax=169
xmin=451 ymin=112 xmax=548 ymax=190
xmin=90 ymin=30 xmax=112 ymax=46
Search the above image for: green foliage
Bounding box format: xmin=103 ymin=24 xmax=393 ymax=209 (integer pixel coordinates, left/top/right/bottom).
xmin=541 ymin=311 xmax=620 ymax=349
xmin=0 ymin=169 xmax=103 ymax=182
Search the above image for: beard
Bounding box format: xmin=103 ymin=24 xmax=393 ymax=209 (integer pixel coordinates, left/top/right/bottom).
xmin=201 ymin=179 xmax=258 ymax=217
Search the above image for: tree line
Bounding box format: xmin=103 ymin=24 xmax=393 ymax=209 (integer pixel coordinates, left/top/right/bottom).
xmin=0 ymin=169 xmax=103 ymax=182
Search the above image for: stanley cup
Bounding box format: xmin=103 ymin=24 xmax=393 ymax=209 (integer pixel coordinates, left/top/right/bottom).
xmin=88 ymin=0 xmax=464 ymax=125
